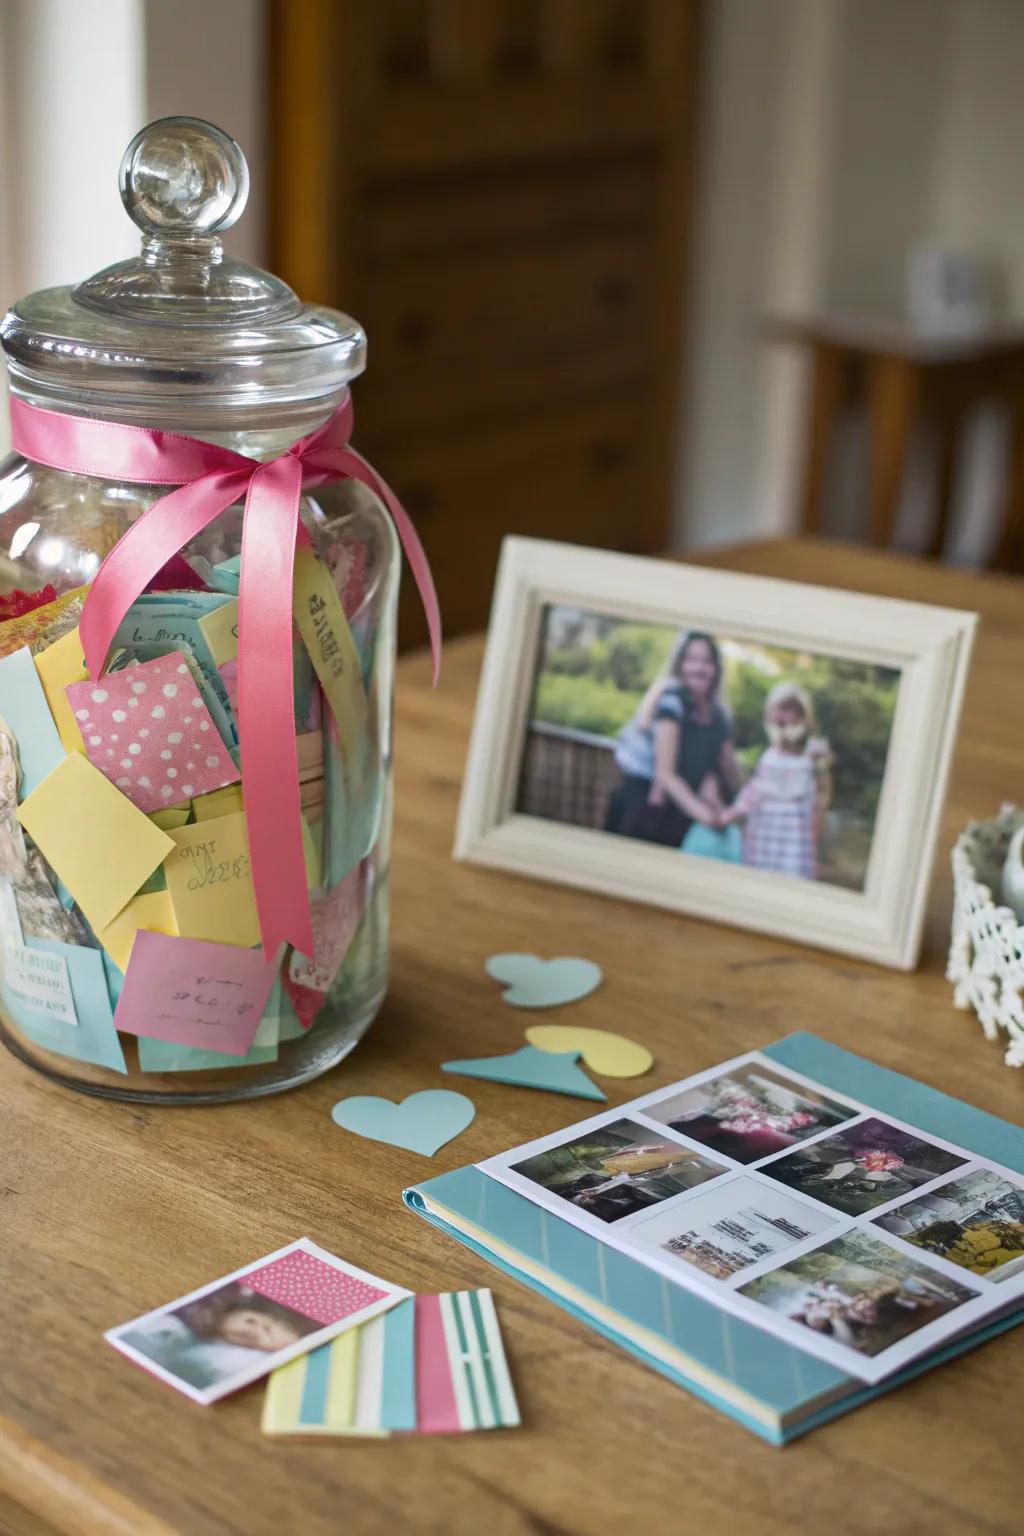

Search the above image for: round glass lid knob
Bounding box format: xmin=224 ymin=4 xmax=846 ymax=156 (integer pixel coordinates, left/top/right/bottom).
xmin=119 ymin=116 xmax=250 ymax=238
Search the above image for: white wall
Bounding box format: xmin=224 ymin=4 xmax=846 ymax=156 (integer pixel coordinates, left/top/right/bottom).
xmin=143 ymin=0 xmax=267 ymax=267
xmin=933 ymin=0 xmax=1024 ymax=314
xmin=0 ymin=0 xmax=267 ymax=453
xmin=0 ymin=0 xmax=145 ymax=297
xmin=677 ymin=0 xmax=1024 ymax=560
xmin=822 ymin=0 xmax=953 ymax=318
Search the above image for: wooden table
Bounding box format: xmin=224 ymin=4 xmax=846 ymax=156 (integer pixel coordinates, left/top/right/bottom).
xmin=770 ymin=314 xmax=1024 ymax=568
xmin=1 ymin=540 xmax=1021 ymax=1536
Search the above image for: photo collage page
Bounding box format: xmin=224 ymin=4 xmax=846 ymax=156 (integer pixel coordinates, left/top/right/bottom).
xmin=478 ymin=1054 xmax=1024 ymax=1383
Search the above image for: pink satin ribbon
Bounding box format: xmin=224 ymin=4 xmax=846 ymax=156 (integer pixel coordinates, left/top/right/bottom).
xmin=9 ymin=394 xmax=441 ymax=960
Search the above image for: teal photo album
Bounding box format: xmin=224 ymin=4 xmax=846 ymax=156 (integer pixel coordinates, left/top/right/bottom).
xmin=404 ymin=1033 xmax=1024 ymax=1444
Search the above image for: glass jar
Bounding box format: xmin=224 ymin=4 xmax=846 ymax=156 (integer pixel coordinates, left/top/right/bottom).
xmin=0 ymin=119 xmax=407 ymax=1103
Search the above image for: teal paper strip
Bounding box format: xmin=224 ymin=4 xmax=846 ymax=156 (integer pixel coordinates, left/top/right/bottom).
xmin=298 ymin=1343 xmax=332 ymax=1425
xmin=380 ymin=1297 xmax=416 ymax=1431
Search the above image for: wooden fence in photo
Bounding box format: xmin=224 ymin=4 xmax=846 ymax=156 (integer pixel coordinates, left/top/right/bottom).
xmin=516 ymin=722 xmax=619 ymax=830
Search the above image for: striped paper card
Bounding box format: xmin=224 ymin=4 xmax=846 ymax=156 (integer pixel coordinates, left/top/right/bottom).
xmin=262 ymin=1289 xmax=518 ymax=1436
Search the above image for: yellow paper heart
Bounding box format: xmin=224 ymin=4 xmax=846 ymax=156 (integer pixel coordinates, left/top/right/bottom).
xmin=525 ymin=1025 xmax=653 ymax=1078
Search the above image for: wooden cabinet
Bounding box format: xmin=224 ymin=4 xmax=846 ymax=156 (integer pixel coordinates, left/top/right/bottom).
xmin=271 ymin=0 xmax=699 ymax=648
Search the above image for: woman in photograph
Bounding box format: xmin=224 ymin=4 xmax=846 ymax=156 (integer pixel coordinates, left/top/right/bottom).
xmin=605 ymin=631 xmax=738 ymax=846
xmin=719 ymin=681 xmax=832 ymax=880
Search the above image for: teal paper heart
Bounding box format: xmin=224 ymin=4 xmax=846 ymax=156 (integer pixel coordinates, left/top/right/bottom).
xmin=485 ymin=953 xmax=602 ymax=1009
xmin=330 ymin=1089 xmax=475 ymax=1156
xmin=442 ymin=1045 xmax=606 ymax=1101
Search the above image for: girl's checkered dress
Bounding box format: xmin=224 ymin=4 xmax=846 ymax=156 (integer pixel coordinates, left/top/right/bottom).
xmin=740 ymin=748 xmax=817 ymax=879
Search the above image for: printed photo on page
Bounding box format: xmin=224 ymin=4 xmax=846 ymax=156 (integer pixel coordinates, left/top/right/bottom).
xmin=105 ymin=1238 xmax=410 ymax=1404
xmin=476 ymin=1050 xmax=1024 ymax=1386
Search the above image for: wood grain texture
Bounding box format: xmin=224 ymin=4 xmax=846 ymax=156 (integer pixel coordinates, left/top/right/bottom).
xmin=269 ymin=0 xmax=700 ymax=647
xmin=1 ymin=540 xmax=1021 ymax=1536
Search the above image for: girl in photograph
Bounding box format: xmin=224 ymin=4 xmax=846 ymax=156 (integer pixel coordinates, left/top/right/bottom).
xmin=605 ymin=631 xmax=739 ymax=846
xmin=176 ymin=1284 xmax=321 ymax=1353
xmin=121 ymin=1285 xmax=322 ymax=1394
xmin=719 ymin=682 xmax=832 ymax=880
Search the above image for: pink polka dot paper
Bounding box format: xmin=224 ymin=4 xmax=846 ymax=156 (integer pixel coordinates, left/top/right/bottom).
xmin=65 ymin=650 xmax=240 ymax=814
xmin=245 ymin=1248 xmax=389 ymax=1325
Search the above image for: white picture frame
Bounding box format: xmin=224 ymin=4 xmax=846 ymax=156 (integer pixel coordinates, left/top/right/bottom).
xmin=453 ymin=538 xmax=977 ymax=970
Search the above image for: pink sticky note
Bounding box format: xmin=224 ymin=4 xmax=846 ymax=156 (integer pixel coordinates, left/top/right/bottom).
xmin=288 ymin=864 xmax=365 ymax=993
xmin=66 ymin=651 xmax=239 ymax=813
xmin=114 ymin=930 xmax=278 ymax=1056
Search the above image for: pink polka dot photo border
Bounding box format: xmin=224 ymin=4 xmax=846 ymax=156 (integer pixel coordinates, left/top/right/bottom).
xmin=66 ymin=649 xmax=240 ymax=814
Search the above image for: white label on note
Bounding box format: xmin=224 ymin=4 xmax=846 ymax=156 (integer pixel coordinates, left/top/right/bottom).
xmin=2 ymin=935 xmax=77 ymax=1025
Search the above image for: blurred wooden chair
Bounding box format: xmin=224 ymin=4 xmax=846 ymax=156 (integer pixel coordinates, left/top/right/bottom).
xmin=771 ymin=314 xmax=1024 ymax=572
xmin=271 ymin=0 xmax=700 ymax=648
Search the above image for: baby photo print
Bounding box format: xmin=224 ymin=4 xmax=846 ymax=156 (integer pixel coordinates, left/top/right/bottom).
xmin=105 ymin=1239 xmax=409 ymax=1404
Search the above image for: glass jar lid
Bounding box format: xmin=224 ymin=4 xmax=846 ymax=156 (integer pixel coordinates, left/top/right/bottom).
xmin=0 ymin=117 xmax=365 ymax=423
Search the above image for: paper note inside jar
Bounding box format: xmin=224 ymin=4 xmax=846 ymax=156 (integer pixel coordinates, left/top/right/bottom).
xmin=292 ymin=546 xmax=368 ymax=781
xmin=113 ymin=930 xmax=279 ymax=1056
xmin=164 ymin=812 xmax=261 ymax=949
xmin=2 ymin=935 xmax=77 ymax=1025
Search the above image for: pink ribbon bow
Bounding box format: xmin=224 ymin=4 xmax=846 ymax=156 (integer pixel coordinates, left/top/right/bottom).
xmin=9 ymin=394 xmax=441 ymax=961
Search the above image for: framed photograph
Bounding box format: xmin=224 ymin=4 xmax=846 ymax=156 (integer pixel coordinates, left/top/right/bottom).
xmin=454 ymin=538 xmax=977 ymax=969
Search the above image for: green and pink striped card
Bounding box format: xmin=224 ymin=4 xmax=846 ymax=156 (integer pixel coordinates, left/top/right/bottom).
xmin=262 ymin=1289 xmax=519 ymax=1436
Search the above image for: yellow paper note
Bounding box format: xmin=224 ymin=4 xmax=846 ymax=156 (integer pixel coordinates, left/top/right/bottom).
xmin=292 ymin=545 xmax=368 ymax=773
xmin=149 ymin=805 xmax=191 ymax=831
xmin=16 ymin=754 xmax=174 ymax=932
xmin=197 ymin=597 xmax=239 ymax=666
xmin=525 ymin=1024 xmax=654 ymax=1078
xmin=96 ymin=890 xmax=178 ymax=972
xmin=34 ymin=626 xmax=88 ymax=753
xmin=302 ymin=815 xmax=322 ymax=891
xmin=192 ymin=784 xmax=244 ymax=822
xmin=163 ymin=811 xmax=261 ymax=948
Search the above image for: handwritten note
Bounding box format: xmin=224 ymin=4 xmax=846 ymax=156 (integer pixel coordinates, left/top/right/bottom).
xmin=2 ymin=934 xmax=77 ymax=1024
xmin=114 ymin=930 xmax=279 ymax=1056
xmin=164 ymin=811 xmax=261 ymax=949
xmin=292 ymin=546 xmax=368 ymax=776
xmin=16 ymin=753 xmax=174 ymax=932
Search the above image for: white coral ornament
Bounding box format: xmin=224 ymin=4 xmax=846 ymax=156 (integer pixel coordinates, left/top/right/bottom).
xmin=947 ymin=806 xmax=1024 ymax=1068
